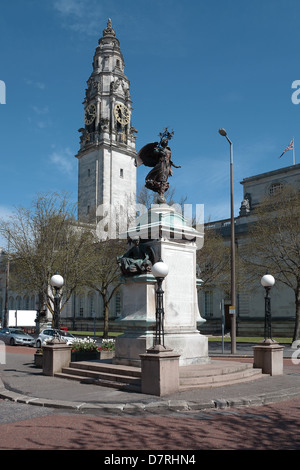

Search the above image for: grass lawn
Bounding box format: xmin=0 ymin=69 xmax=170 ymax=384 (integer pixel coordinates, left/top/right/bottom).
xmin=208 ymin=336 xmax=293 ymax=344
xmin=69 ymin=331 xmax=122 ymax=338
xmin=69 ymin=331 xmax=292 ymax=344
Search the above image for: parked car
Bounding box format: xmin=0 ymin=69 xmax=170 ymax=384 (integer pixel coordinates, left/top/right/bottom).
xmin=36 ymin=329 xmax=76 ymax=348
xmin=0 ymin=328 xmax=35 ymax=347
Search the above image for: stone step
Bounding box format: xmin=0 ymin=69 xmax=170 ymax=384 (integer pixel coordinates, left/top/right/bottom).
xmin=54 ymin=359 xmax=264 ymax=392
xmin=178 ymin=361 xmax=263 ymax=390
xmin=179 ymin=368 xmax=263 ymax=390
xmin=68 ymin=361 xmax=141 ymax=378
xmin=55 ymin=360 xmax=142 ymax=392
xmin=179 ymin=361 xmax=254 ymax=378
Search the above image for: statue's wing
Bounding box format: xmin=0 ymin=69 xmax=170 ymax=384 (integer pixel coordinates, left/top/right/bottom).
xmin=136 ymin=142 xmax=159 ymax=167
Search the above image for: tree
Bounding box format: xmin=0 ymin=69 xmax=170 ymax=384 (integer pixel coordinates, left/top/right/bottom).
xmin=196 ymin=227 xmax=231 ymax=292
xmin=0 ymin=192 xmax=96 ymax=325
xmin=137 ymin=185 xmax=177 ymax=209
xmin=242 ymin=185 xmax=300 ymax=341
xmin=86 ymin=238 xmax=126 ymax=337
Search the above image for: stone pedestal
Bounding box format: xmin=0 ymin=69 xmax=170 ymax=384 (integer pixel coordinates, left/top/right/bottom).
xmin=140 ymin=345 xmax=180 ymax=396
xmin=114 ymin=274 xmax=156 ymax=366
xmin=115 ymin=203 xmax=208 ymax=366
xmin=43 ymin=341 xmax=72 ymax=376
xmin=253 ymin=339 xmax=284 ymax=376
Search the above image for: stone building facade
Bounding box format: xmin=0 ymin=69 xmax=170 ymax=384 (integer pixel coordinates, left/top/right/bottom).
xmin=199 ymin=163 xmax=300 ymax=337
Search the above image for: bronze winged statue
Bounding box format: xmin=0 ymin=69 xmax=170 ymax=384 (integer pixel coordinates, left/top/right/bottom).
xmin=136 ymin=128 xmax=181 ymax=202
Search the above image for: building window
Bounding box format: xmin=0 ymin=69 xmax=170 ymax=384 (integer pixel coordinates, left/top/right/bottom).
xmin=79 ymin=297 xmax=84 ymax=317
xmin=115 ymin=292 xmax=121 ymax=316
xmin=24 ymin=296 xmax=29 ymax=310
xmin=120 ymin=168 xmax=124 ymax=178
xmin=88 ymin=293 xmax=95 ymax=316
xmin=204 ymin=291 xmax=213 ymax=317
xmin=269 ymin=182 xmax=283 ymax=196
xmin=9 ymin=297 xmax=14 ymax=309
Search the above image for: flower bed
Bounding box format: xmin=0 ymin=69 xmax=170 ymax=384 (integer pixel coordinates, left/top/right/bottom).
xmin=99 ymin=338 xmax=115 ymax=351
xmin=71 ymin=337 xmax=115 ymax=361
xmin=71 ymin=337 xmax=99 ymax=361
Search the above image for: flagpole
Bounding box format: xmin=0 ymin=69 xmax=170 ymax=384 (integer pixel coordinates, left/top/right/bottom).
xmin=293 ymin=137 xmax=295 ymax=165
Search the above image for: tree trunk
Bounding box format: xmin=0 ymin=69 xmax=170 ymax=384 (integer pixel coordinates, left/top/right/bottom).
xmin=293 ymin=287 xmax=300 ymax=342
xmin=103 ymin=302 xmax=109 ymax=338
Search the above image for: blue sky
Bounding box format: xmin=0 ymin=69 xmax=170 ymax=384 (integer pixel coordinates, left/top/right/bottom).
xmin=0 ymin=0 xmax=300 ymax=242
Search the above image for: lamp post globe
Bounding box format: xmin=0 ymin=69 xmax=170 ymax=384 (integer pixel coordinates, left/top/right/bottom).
xmin=152 ymin=261 xmax=169 ymax=279
xmin=50 ymin=274 xmax=64 ymax=289
xmin=261 ymin=274 xmax=275 ymax=288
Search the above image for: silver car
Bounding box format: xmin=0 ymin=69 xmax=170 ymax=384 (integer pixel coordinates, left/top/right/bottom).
xmin=36 ymin=329 xmax=76 ymax=348
xmin=0 ymin=328 xmax=35 ymax=347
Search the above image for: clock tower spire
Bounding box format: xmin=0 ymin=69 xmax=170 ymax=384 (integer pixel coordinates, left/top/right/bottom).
xmin=76 ymin=19 xmax=137 ymax=226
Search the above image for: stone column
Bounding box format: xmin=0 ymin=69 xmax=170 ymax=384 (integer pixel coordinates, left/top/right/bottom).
xmin=253 ymin=339 xmax=284 ymax=375
xmin=43 ymin=341 xmax=72 ymax=376
xmin=114 ymin=274 xmax=156 ymax=366
xmin=140 ymin=345 xmax=180 ymax=396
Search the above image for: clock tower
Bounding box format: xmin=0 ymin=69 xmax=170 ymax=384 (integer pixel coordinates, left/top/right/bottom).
xmin=76 ymin=19 xmax=137 ymax=228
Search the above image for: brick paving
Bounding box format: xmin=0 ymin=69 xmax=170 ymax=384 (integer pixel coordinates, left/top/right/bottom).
xmin=0 ymin=344 xmax=299 ymax=450
xmin=0 ymin=397 xmax=299 ymax=450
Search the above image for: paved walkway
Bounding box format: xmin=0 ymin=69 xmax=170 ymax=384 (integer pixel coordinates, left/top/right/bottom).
xmin=1 ymin=343 xmax=300 ymax=450
xmin=1 ymin=342 xmax=300 ymax=413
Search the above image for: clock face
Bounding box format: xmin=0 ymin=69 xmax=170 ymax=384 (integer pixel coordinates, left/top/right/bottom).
xmin=114 ymin=103 xmax=130 ymax=125
xmin=84 ymin=103 xmax=96 ymax=125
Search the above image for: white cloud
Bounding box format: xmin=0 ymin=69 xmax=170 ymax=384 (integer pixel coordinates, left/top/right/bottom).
xmin=0 ymin=205 xmax=13 ymax=221
xmin=53 ymin=0 xmax=86 ymax=16
xmin=53 ymin=0 xmax=107 ymax=36
xmin=25 ymin=79 xmax=46 ymax=90
xmin=32 ymin=105 xmax=49 ymax=115
xmin=49 ymin=147 xmax=76 ymax=177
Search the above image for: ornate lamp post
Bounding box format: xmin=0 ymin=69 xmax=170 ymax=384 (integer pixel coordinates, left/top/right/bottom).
xmin=218 ymin=128 xmax=236 ymax=353
xmin=261 ymin=274 xmax=275 ymax=340
xmin=152 ymin=260 xmax=168 ymax=347
xmin=50 ymin=274 xmax=64 ymax=330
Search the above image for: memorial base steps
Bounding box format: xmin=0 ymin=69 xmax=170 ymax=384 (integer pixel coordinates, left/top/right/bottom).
xmin=55 ymin=359 xmax=264 ymax=392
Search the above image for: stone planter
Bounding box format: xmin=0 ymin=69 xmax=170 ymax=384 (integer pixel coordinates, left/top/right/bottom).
xmin=99 ymin=350 xmax=115 ymax=360
xmin=34 ymin=353 xmax=43 ymax=368
xmin=71 ymin=351 xmax=100 ymax=362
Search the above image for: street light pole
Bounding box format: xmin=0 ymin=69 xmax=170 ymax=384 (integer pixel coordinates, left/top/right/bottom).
xmin=219 ymin=128 xmax=236 ymax=354
xmin=152 ymin=259 xmax=169 ymax=347
xmin=50 ymin=274 xmax=64 ymax=331
xmin=261 ymin=274 xmax=275 ymax=340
